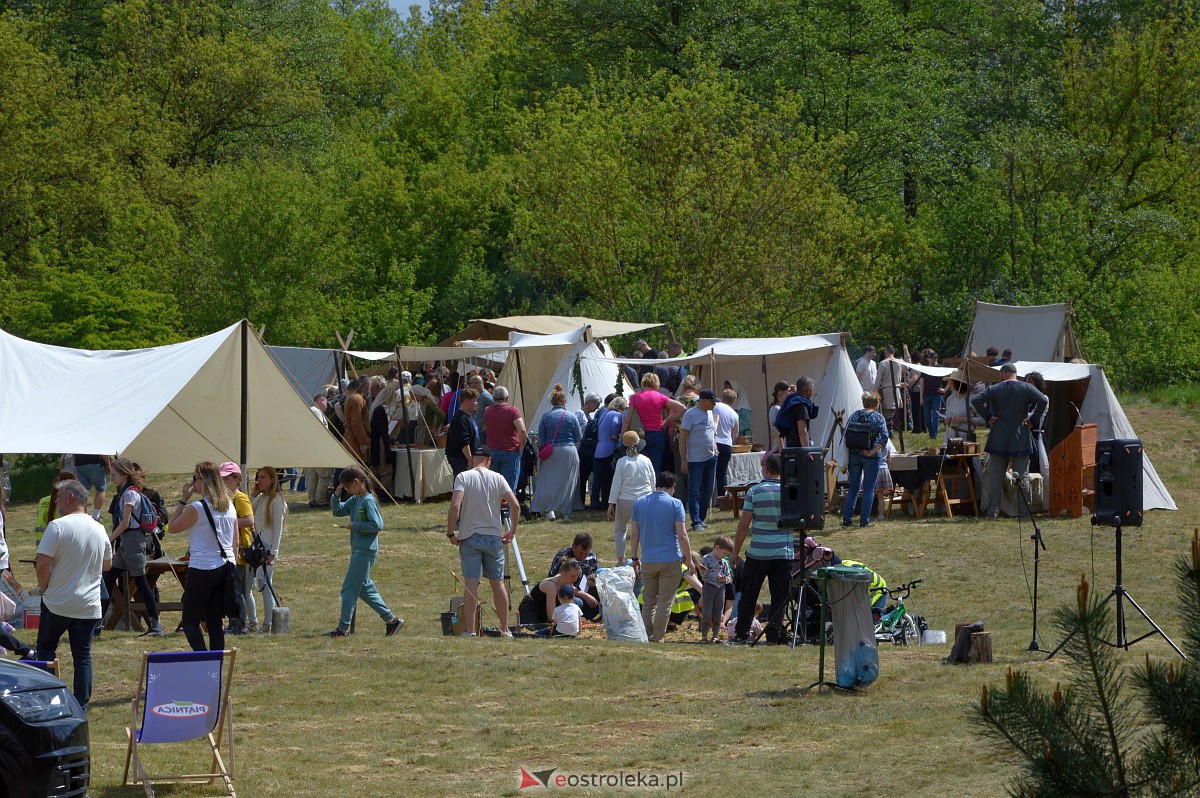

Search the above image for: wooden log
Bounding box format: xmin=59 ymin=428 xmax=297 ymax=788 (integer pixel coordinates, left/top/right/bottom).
xmin=968 ymin=631 xmax=993 ymax=664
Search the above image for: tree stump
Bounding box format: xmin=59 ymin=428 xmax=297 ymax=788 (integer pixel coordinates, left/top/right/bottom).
xmin=968 ymin=631 xmax=993 ymax=664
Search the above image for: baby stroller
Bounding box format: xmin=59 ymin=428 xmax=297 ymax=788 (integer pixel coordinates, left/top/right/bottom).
xmin=777 ymin=539 xmax=837 ymax=647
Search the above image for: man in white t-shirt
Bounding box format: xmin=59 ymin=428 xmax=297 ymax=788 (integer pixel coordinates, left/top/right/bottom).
xmin=35 ymin=478 xmax=111 ymax=708
xmin=712 ymin=390 xmax=740 ymax=502
xmin=855 ymin=346 xmax=877 ymax=393
xmin=447 ymin=447 xmax=520 ymax=636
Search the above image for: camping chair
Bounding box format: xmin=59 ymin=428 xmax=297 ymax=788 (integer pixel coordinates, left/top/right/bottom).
xmin=124 ymin=649 xmax=237 ymax=798
xmin=23 ymin=659 xmax=61 ymax=678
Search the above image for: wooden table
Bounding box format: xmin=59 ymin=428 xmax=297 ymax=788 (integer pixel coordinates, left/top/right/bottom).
xmin=106 ymin=557 xmax=188 ymax=632
xmin=890 ymin=453 xmax=980 ymax=519
xmin=725 ymin=483 xmax=757 ymax=518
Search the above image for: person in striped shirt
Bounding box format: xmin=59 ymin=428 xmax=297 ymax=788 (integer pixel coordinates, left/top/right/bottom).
xmin=730 ymin=453 xmax=792 ymax=644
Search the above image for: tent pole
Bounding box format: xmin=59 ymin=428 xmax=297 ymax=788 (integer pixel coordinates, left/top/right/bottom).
xmin=514 ymin=351 xmax=526 ymax=417
xmin=761 ymin=356 xmax=768 ymax=445
xmin=240 ymin=319 xmax=249 ymax=483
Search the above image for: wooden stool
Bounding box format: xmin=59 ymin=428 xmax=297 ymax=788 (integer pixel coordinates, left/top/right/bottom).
xmin=935 ymin=457 xmax=978 ymax=518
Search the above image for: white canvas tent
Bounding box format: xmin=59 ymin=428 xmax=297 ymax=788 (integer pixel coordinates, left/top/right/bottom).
xmin=965 ymin=301 xmax=1084 ymax=363
xmin=588 ymin=333 xmax=865 ymax=464
xmin=1011 ymin=361 xmax=1175 ymax=511
xmin=0 ymin=321 xmax=351 ymax=471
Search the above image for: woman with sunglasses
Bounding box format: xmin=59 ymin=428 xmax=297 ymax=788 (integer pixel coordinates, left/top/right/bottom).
xmin=168 ymin=462 xmax=238 ymax=651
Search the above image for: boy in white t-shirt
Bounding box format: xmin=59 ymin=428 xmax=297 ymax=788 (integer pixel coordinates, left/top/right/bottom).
xmin=549 ymin=584 xmax=582 ymax=638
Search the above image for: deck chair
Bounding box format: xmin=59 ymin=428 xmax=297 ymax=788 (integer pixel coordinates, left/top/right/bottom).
xmin=124 ymin=649 xmax=237 ymax=798
xmin=23 ymin=659 xmax=61 ymax=678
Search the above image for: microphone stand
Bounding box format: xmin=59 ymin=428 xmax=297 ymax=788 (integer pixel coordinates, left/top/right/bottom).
xmin=1015 ymin=462 xmax=1050 ymax=653
xmin=1027 ymin=516 xmax=1049 ymax=653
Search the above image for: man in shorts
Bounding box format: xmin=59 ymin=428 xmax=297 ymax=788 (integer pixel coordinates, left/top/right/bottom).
xmin=66 ymin=454 xmax=111 ymax=521
xmin=446 ymin=447 xmax=520 ymax=636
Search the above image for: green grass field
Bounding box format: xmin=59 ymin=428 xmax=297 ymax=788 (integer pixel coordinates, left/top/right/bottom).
xmin=3 ymin=401 xmax=1197 ymax=797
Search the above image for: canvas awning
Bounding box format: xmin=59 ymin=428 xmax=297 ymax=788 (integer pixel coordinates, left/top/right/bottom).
xmin=0 ymin=321 xmax=351 ymax=471
xmin=439 ymin=315 xmax=662 ymax=346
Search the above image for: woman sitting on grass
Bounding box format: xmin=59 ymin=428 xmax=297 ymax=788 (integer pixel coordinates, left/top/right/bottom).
xmin=525 ymin=560 xmax=598 ymax=624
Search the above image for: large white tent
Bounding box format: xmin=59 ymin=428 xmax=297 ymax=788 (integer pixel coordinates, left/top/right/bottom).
xmin=0 ymin=321 xmax=350 ymax=471
xmin=965 ymin=301 xmax=1084 ymax=363
xmin=588 ymin=333 xmax=865 ymax=463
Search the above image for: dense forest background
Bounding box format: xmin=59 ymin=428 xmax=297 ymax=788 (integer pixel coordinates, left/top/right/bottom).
xmin=0 ymin=0 xmax=1197 ymax=388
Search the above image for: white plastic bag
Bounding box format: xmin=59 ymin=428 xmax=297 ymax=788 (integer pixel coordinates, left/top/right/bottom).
xmin=593 ymin=566 xmax=648 ymax=643
xmin=0 ymin=571 xmax=30 ymax=628
xmin=0 ymin=589 xmax=14 ymax=622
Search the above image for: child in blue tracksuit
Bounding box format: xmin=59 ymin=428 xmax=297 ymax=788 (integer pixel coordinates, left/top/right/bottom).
xmin=325 ymin=466 xmax=403 ymax=638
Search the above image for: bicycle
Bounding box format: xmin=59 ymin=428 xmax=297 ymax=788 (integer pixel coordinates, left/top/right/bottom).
xmin=874 ymin=579 xmax=925 ymax=646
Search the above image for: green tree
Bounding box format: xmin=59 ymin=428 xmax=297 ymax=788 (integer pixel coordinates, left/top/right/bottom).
xmin=184 ymin=160 xmax=343 ymax=344
xmin=510 ymin=63 xmax=896 ymax=342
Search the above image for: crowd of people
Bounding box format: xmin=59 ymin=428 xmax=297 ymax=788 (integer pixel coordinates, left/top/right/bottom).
xmin=0 ymin=335 xmax=1058 ymax=706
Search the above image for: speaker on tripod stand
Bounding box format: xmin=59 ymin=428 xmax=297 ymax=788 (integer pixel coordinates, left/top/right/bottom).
xmin=1049 ymin=436 xmax=1183 ymax=659
xmin=1094 ymin=439 xmax=1143 ymax=527
xmin=779 ymin=447 xmax=825 ymax=531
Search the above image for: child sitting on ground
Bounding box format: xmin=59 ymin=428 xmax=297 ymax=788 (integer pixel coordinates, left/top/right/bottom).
xmin=547 ymin=584 xmax=582 ymax=638
xmin=728 ymin=602 xmax=763 ymax=643
xmin=699 ymin=537 xmax=733 ymax=643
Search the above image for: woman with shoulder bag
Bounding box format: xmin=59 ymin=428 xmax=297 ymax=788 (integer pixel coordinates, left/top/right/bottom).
xmin=168 ymin=461 xmax=239 ymax=652
xmin=530 ymin=384 xmax=582 ymax=521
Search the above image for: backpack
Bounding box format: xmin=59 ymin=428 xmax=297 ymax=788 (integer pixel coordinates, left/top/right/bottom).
xmin=131 ymin=490 xmax=160 ymax=532
xmin=142 ymin=486 xmax=169 ymax=532
xmin=580 ymin=408 xmax=604 ymax=456
xmin=844 ymin=416 xmax=874 ymax=451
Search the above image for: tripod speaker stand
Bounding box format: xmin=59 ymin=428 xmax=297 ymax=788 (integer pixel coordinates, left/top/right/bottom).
xmin=1048 ymin=516 xmax=1185 ymax=660
xmin=1049 ymin=439 xmax=1184 ymax=660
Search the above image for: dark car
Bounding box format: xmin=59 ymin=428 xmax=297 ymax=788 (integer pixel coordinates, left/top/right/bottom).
xmin=0 ymin=658 xmax=90 ymax=798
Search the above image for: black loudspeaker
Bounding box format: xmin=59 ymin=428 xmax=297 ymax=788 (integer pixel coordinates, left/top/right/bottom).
xmin=1094 ymin=439 xmax=1143 ymax=526
xmin=779 ymin=447 xmax=826 ymax=530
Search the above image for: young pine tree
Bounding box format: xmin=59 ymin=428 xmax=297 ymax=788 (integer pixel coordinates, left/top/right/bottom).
xmin=977 ymin=530 xmax=1200 ymax=797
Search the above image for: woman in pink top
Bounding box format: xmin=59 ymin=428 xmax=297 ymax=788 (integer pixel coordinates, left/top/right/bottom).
xmin=622 ymin=372 xmax=685 ymax=472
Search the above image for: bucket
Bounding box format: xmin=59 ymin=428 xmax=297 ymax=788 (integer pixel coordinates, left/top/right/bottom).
xmin=922 ymin=629 xmax=947 ymax=645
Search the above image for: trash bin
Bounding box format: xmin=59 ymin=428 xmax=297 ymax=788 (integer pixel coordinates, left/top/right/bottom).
xmin=820 ymin=565 xmax=879 ymax=690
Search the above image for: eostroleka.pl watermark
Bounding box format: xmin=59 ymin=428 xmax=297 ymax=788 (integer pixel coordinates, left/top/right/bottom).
xmin=519 ymin=767 xmax=684 ymax=791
